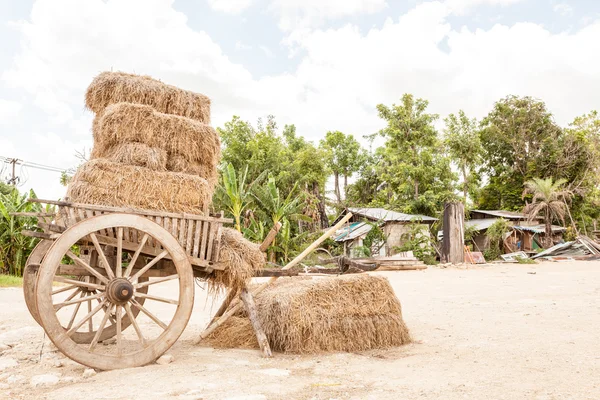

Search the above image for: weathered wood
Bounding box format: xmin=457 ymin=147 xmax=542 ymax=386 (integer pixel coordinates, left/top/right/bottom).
xmin=199 ymin=212 xmax=353 ymax=341
xmin=240 ymin=288 xmax=272 ymax=357
xmin=441 ymin=202 xmax=465 ymax=264
xmin=21 ymin=230 xmax=60 ymax=240
xmin=10 ymin=212 xmax=55 ymax=217
xmin=200 ymin=219 xmax=210 ymax=259
xmin=260 ymin=222 xmax=283 ymax=252
xmin=254 ymin=269 xmax=300 ymax=277
xmin=192 ymin=220 xmax=202 ymax=257
xmin=29 ymin=198 xmax=233 ymax=223
xmin=185 ymin=219 xmax=194 ymax=253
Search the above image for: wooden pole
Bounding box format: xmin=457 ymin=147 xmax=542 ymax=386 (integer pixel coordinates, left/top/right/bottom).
xmin=198 ymin=212 xmax=353 ymax=341
xmin=240 ymin=288 xmax=272 ymax=357
xmin=442 ymin=202 xmax=464 ymax=264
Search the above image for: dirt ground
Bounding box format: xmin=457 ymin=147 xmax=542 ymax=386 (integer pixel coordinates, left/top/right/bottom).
xmin=1 ymin=261 xmax=600 ymax=400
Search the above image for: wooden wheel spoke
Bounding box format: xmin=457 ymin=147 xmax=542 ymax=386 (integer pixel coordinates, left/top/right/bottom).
xmin=89 ymin=303 xmax=114 ymax=351
xmin=116 ymin=305 xmax=123 ymax=356
xmin=130 ymin=250 xmax=168 ymax=282
xmin=67 ymin=299 xmax=107 ymax=337
xmin=66 ymin=292 xmax=85 ymax=330
xmin=87 ymin=293 xmax=93 ymax=332
xmin=134 ymin=292 xmax=179 ymax=305
xmin=98 ymin=299 xmax=116 ymax=324
xmin=131 ymin=299 xmax=167 ymax=330
xmin=124 ymin=233 xmax=149 ymax=278
xmin=134 ymin=274 xmax=179 ymax=289
xmin=54 ymin=288 xmax=82 ymax=312
xmin=89 ymin=233 xmax=115 ymax=280
xmin=125 ymin=303 xmax=146 ymax=348
xmin=54 ymin=292 xmax=104 ymax=310
xmin=53 ymin=276 xmax=105 ymax=291
xmin=116 ymin=227 xmax=123 ymax=278
xmin=65 ymin=250 xmax=109 ymax=285
xmin=51 ymin=284 xmax=78 ymax=296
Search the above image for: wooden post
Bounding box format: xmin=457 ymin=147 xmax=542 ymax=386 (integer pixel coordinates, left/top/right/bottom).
xmin=442 ymin=202 xmax=465 ymax=264
xmin=240 ymin=288 xmax=272 ymax=357
xmin=198 ymin=213 xmax=353 ymax=341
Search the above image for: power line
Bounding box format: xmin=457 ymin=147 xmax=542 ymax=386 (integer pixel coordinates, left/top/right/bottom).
xmin=0 ymin=155 xmax=77 ymax=185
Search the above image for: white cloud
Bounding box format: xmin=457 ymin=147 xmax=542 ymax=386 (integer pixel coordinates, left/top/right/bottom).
xmin=445 ymin=0 xmax=524 ymax=16
xmin=207 ymin=0 xmax=253 ymax=14
xmin=3 ymin=0 xmax=600 ymax=199
xmin=0 ymin=99 xmax=22 ymax=123
xmin=259 ymin=45 xmax=276 ymax=58
xmin=269 ymin=0 xmax=387 ymax=31
xmin=235 ymin=40 xmax=253 ymax=50
xmin=553 ymin=3 xmax=573 ymax=17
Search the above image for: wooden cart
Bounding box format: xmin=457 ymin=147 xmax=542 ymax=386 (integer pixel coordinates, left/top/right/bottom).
xmin=18 ymin=198 xmax=235 ymax=371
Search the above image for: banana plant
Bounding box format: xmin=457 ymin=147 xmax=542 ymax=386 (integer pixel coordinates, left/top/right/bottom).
xmin=0 ymin=188 xmax=42 ymax=276
xmin=217 ymin=163 xmax=265 ymax=232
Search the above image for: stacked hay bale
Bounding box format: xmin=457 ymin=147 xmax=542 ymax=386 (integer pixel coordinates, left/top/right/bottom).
xmin=206 ymin=274 xmax=411 ymax=353
xmin=67 ymin=72 xmax=220 ymax=213
xmin=67 ymin=71 xmax=264 ymax=292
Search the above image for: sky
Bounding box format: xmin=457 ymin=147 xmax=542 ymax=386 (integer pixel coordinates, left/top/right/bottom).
xmin=0 ymin=0 xmax=598 ymax=200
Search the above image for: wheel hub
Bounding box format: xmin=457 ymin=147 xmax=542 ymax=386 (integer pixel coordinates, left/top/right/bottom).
xmin=106 ymin=278 xmax=134 ymax=305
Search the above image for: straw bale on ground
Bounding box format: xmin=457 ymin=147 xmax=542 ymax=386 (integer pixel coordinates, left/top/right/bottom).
xmin=91 ymin=102 xmax=220 ymax=169
xmin=208 ymin=228 xmax=265 ymax=291
xmin=98 ymin=142 xmax=167 ymax=171
xmin=86 ymin=71 xmax=211 ymax=123
xmin=206 ymin=274 xmax=411 ymax=353
xmin=66 ymin=159 xmax=212 ymax=213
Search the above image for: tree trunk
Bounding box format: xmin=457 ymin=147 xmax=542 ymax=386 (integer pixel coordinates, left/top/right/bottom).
xmin=442 ymin=202 xmax=465 ymax=264
xmin=334 ymin=172 xmax=341 ymax=204
xmin=545 ymin=210 xmax=553 ymax=248
xmin=414 ymin=180 xmax=419 ymax=200
xmin=313 ymin=183 xmax=329 ymax=229
xmin=343 ymin=174 xmax=348 ymax=200
xmin=461 ymin=165 xmax=468 ymax=202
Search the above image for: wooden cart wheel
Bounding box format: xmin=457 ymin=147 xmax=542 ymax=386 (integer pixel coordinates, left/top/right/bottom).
xmin=36 ymin=214 xmax=194 ymax=370
xmin=23 ymin=239 xmax=52 ymax=325
xmin=24 ymin=240 xmax=150 ymax=344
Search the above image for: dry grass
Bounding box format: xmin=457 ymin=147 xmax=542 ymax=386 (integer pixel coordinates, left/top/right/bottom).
xmin=91 ymin=102 xmax=220 ymax=171
xmin=66 ymin=159 xmax=212 ymax=213
xmin=208 ymin=228 xmax=265 ymax=291
xmin=206 ymin=274 xmax=411 ymax=353
xmin=86 ymin=71 xmax=211 ymax=123
xmin=99 ymin=142 xmax=167 ymax=170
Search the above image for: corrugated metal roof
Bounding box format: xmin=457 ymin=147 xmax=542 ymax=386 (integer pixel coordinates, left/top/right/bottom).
xmin=348 ymin=207 xmax=438 ymax=222
xmin=512 ymin=224 xmax=566 ymax=234
xmin=471 ymin=210 xmax=529 ymax=220
xmin=333 ymin=222 xmax=373 ymax=242
xmin=465 ymin=218 xmax=499 ymax=231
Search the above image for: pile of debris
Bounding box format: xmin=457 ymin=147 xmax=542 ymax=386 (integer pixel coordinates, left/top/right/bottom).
xmin=532 ymin=236 xmax=600 ymax=261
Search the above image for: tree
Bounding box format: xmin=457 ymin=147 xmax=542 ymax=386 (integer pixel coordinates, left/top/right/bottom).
xmin=0 ymin=182 xmax=14 ymax=196
xmin=523 ymin=177 xmax=573 ymax=247
xmin=216 ymin=163 xmax=264 ymax=232
xmin=0 ymin=189 xmax=42 ymax=276
xmin=479 ymin=96 xmax=564 ymax=210
xmin=444 ymin=110 xmax=483 ymax=203
xmin=375 ymin=94 xmax=456 ymax=215
xmin=320 ymin=131 xmax=362 ymax=203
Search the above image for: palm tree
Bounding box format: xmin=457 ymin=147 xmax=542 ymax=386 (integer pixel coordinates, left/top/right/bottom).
xmin=522 ymin=177 xmax=573 ymax=247
xmin=0 ymin=188 xmax=43 ymax=275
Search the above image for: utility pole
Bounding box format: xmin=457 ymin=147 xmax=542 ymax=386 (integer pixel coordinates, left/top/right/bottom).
xmin=8 ymin=158 xmax=20 ymax=185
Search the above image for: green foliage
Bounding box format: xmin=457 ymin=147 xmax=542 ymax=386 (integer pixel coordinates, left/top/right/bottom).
xmin=484 ymin=218 xmax=511 ymax=261
xmin=216 ymin=163 xmax=264 ymax=232
xmin=0 ymin=189 xmax=42 ymax=276
xmin=0 ymin=274 xmax=23 ymax=287
xmin=353 ymin=222 xmax=386 ymax=257
xmin=564 ymin=226 xmax=577 ymax=242
xmin=516 ymin=257 xmax=536 ymax=264
xmin=373 ymin=94 xmax=456 ymax=215
xmin=522 ymin=177 xmax=573 ymax=247
xmin=0 ymin=183 xmax=15 ymax=196
xmin=396 ymin=222 xmax=437 ymax=265
xmin=444 ymin=110 xmax=483 ymax=203
xmin=319 ymin=131 xmax=363 ymax=203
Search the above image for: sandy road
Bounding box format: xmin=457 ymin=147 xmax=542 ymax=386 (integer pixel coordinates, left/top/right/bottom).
xmin=1 ymin=261 xmax=600 ymax=399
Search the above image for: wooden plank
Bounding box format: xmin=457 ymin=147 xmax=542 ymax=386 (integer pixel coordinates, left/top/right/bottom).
xmin=200 ymin=220 xmax=210 ymax=260
xmin=205 ymin=220 xmax=216 ymax=261
xmin=28 ymin=198 xmax=233 ymax=223
xmin=171 ymin=218 xmax=178 ymax=240
xmin=192 ymin=220 xmax=202 ymax=258
xmin=58 ymin=264 xmax=175 ymax=278
xmin=76 ymin=208 xmax=87 ymax=224
xmin=240 ymin=288 xmax=272 ymax=358
xmin=185 ymin=220 xmax=194 ymax=253
xmin=179 ymin=218 xmax=187 ymax=248
xmin=9 ymin=212 xmax=55 ymax=217
xmin=210 ymin=223 xmax=223 ymax=263
xmin=21 ymin=230 xmax=60 ymax=240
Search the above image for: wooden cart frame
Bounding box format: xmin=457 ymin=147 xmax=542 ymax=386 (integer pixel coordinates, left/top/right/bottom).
xmin=16 ymin=199 xmax=352 ymax=370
